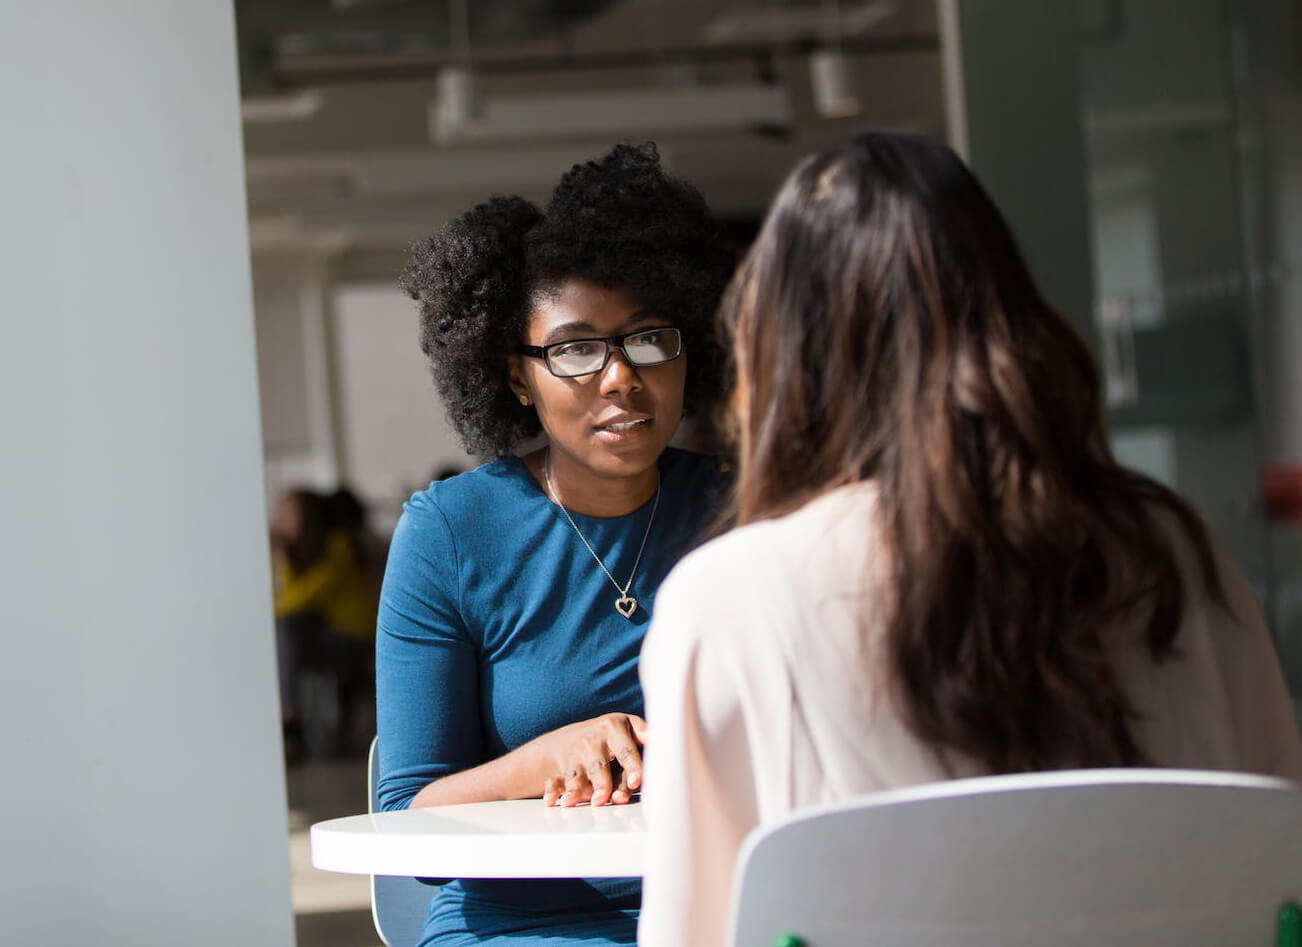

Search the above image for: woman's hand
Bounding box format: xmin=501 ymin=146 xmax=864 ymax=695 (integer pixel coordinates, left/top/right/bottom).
xmin=534 ymin=713 xmax=647 ymax=807
xmin=406 ymin=711 xmax=647 ymax=809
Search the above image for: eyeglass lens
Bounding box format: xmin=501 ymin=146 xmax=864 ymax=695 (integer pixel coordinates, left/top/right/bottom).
xmin=546 ymin=328 xmax=680 ymax=377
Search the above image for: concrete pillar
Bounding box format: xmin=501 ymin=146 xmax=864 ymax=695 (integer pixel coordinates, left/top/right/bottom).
xmin=0 ymin=3 xmax=294 ymax=944
xmin=938 ymin=0 xmax=1096 ymax=345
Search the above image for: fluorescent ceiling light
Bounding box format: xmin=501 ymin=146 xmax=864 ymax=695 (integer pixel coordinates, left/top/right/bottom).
xmin=241 ymin=89 xmax=325 ymax=124
xmin=436 ymin=65 xmax=483 ymax=130
xmin=810 ymin=50 xmax=861 ymax=118
xmin=430 ymin=84 xmax=791 ymax=144
xmin=703 ymin=0 xmax=895 ymax=44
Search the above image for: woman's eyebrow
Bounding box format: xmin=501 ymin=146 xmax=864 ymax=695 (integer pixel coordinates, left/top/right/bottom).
xmin=540 ymin=320 xmax=598 ymax=345
xmin=540 ymin=311 xmax=664 ymax=345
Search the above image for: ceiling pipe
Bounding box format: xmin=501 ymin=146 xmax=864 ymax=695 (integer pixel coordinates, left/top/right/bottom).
xmin=264 ymin=32 xmax=940 ymax=86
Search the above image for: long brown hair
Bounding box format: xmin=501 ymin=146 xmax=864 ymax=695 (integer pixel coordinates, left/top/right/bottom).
xmin=720 ymin=130 xmax=1224 ymax=772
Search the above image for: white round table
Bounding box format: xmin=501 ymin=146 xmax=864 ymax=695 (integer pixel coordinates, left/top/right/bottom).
xmin=310 ymin=798 xmax=646 ymax=878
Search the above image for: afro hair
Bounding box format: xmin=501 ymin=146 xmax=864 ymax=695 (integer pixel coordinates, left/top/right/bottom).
xmin=401 ymin=142 xmax=737 ymax=457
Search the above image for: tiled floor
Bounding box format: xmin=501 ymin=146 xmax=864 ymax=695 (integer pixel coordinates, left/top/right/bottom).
xmin=286 ymin=754 xmax=385 ymax=947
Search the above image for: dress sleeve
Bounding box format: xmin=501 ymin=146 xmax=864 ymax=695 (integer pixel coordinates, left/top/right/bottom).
xmin=1209 ymin=541 xmax=1302 ymax=781
xmin=375 ymin=496 xmax=482 ymax=811
xmin=638 ymin=554 xmax=765 ymax=947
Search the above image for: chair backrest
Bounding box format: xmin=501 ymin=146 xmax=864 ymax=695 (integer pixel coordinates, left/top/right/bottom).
xmin=368 ymin=737 xmax=436 ymax=947
xmin=727 ymin=768 xmax=1302 ymax=947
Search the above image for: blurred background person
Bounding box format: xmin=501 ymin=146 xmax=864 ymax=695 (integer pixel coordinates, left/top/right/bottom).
xmin=271 ymin=485 xmax=381 ymax=762
xmin=328 ymin=484 xmax=391 ymax=584
xmin=638 ymin=130 xmax=1302 ymax=945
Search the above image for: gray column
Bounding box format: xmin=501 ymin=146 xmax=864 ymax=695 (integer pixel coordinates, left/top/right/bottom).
xmin=0 ymin=3 xmax=294 ymax=944
xmin=939 ymin=0 xmax=1097 ymax=344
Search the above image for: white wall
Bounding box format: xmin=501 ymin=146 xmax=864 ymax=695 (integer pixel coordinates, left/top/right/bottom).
xmin=251 ymin=270 xmax=469 ymax=534
xmin=0 ymin=3 xmax=294 ymax=944
xmin=254 ymin=257 xmax=344 ymax=510
xmin=333 ymin=284 xmax=469 ymax=526
xmin=255 ymin=279 xmax=314 ymax=454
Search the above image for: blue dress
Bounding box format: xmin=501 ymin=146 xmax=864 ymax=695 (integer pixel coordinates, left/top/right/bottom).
xmin=375 ymin=448 xmax=726 ymax=946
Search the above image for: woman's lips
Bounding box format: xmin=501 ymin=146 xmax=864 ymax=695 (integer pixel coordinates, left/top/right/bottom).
xmin=594 ymin=417 xmax=653 ymax=442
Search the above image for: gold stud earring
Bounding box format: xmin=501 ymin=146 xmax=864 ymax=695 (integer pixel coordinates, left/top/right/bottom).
xmin=518 ymin=393 xmax=531 ymax=406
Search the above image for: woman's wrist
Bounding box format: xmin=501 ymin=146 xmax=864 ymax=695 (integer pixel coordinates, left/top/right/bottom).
xmin=410 ymin=742 xmax=547 ymax=808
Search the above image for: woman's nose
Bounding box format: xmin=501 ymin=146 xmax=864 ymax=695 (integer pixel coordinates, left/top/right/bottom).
xmin=598 ymin=348 xmax=643 ymax=395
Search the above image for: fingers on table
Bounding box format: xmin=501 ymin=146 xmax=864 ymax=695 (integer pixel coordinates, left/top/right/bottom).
xmin=587 ymin=753 xmax=617 ymax=806
xmin=543 ymin=713 xmax=647 ymax=806
xmin=542 ymin=776 xmax=566 ymax=807
xmin=589 ymin=715 xmax=643 ymax=805
xmin=610 ymin=761 xmax=634 ymax=805
xmin=608 ymin=714 xmax=644 ymax=794
xmin=558 ymin=762 xmax=594 ymax=806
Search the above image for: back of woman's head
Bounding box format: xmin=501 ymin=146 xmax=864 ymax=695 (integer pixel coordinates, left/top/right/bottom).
xmin=402 ymin=142 xmax=735 ymax=456
xmin=722 ymin=129 xmax=1222 ymax=772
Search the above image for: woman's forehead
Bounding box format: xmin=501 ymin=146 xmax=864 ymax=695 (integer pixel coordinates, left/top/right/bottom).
xmin=528 ymin=277 xmax=647 ymax=334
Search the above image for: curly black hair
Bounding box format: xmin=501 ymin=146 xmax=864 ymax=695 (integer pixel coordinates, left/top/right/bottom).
xmin=401 ymin=142 xmax=737 ymax=457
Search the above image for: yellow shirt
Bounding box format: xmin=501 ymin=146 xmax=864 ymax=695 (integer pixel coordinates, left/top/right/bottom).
xmin=274 ymin=531 xmax=379 ymax=642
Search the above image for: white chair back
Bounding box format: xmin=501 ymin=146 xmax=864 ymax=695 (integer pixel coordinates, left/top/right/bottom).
xmin=728 ymin=768 xmax=1302 ymax=947
xmin=368 ymin=737 xmax=437 ymax=947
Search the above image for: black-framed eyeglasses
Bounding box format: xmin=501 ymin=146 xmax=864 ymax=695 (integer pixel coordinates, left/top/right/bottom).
xmin=518 ymin=327 xmax=683 ymax=379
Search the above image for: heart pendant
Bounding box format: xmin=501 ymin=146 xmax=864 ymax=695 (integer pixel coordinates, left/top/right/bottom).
xmin=615 ymin=596 xmax=637 ymax=619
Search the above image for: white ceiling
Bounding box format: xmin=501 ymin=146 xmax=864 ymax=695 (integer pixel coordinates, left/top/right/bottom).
xmin=238 ymin=0 xmax=945 ymax=266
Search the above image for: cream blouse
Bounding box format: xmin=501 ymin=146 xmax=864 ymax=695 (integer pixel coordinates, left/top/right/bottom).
xmin=637 ymin=483 xmax=1302 ymax=947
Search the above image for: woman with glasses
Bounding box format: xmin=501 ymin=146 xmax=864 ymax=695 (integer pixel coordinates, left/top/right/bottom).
xmin=637 ymin=130 xmax=1302 ymax=944
xmin=377 ymin=142 xmax=734 ymax=946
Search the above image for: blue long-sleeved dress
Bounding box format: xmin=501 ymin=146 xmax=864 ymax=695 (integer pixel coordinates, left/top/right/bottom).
xmin=376 ymin=447 xmax=725 ymax=945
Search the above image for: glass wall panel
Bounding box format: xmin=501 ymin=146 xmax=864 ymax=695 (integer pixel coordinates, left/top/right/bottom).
xmin=1080 ymin=0 xmax=1302 ymax=710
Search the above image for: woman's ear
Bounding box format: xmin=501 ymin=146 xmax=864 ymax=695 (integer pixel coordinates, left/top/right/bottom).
xmin=506 ymin=355 xmax=531 ymax=406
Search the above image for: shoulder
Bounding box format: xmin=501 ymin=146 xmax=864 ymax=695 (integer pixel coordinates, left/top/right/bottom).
xmin=1138 ymin=501 xmax=1302 ymax=777
xmin=1140 ymin=498 xmax=1259 ymax=629
xmin=666 ymin=482 xmax=879 ymax=596
xmin=402 ymin=458 xmax=533 ymax=530
xmin=651 ymin=484 xmax=880 ymax=652
xmin=385 ymin=459 xmax=528 ymax=575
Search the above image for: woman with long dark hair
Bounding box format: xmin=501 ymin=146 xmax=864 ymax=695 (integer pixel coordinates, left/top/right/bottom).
xmin=637 ymin=130 xmax=1302 ymax=944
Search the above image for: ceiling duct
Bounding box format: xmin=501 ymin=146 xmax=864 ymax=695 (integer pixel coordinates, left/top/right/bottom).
xmin=235 ymin=0 xmax=621 ymax=89
xmin=430 ymin=83 xmax=793 ymax=144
